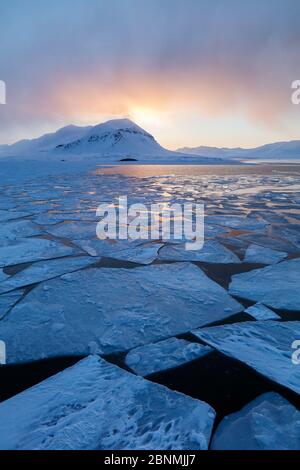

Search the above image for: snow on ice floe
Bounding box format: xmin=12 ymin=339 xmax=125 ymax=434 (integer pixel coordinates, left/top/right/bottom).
xmin=244 ymin=303 xmax=280 ymax=321
xmin=74 ymin=239 xmax=162 ymax=265
xmin=211 ymin=392 xmax=300 ymax=450
xmin=0 ymin=256 xmax=101 ymax=294
xmin=243 ymin=244 xmax=287 ymax=265
xmin=193 ymin=321 xmax=300 ymax=394
xmin=0 ymin=290 xmax=25 ymax=319
xmin=0 ymin=237 xmax=78 ymax=268
xmin=0 ymin=263 xmax=242 ymax=364
xmin=0 ymin=355 xmax=215 ymax=450
xmin=158 ymin=241 xmax=240 ymax=264
xmin=229 ymin=258 xmax=300 ymax=311
xmin=205 ymin=215 xmax=268 ymax=231
xmin=125 ymin=338 xmax=213 ymax=376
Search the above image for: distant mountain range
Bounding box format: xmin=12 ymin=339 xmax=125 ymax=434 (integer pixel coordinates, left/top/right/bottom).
xmin=177 ymin=141 xmax=300 ymax=161
xmin=1 ymin=118 xmax=300 ymax=162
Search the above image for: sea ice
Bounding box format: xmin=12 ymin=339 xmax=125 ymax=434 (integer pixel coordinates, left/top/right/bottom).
xmin=205 ymin=215 xmax=268 ymax=231
xmin=0 ymin=263 xmax=242 ymax=363
xmin=193 ymin=321 xmax=300 ymax=394
xmin=0 ymin=270 xmax=9 ymax=282
xmin=74 ymin=239 xmax=162 ymax=265
xmin=158 ymin=241 xmax=240 ymax=264
xmin=0 ymin=219 xmax=42 ymax=240
xmin=0 ymin=356 xmax=215 ymax=450
xmin=46 ymin=221 xmax=96 ymax=240
xmin=211 ymin=392 xmax=300 ymax=450
xmin=0 ymin=237 xmax=77 ymax=268
xmin=229 ymin=258 xmax=300 ymax=311
xmin=244 ymin=303 xmax=280 ymax=321
xmin=236 ymin=233 xmax=299 ymax=254
xmin=125 ymin=338 xmax=213 ymax=376
xmin=0 ymin=256 xmax=101 ymax=294
xmin=0 ymin=290 xmax=25 ymax=320
xmin=0 ymin=210 xmax=32 ymax=222
xmin=243 ymin=244 xmax=287 ymax=265
xmin=272 ymin=226 xmax=300 ymax=250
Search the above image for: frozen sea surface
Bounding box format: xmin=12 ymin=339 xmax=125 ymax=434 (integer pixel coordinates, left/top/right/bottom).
xmin=0 ymin=356 xmax=215 ymax=450
xmin=125 ymin=338 xmax=213 ymax=376
xmin=211 ymin=392 xmax=300 ymax=450
xmin=229 ymin=258 xmax=300 ymax=311
xmin=193 ymin=321 xmax=300 ymax=394
xmin=0 ymin=263 xmax=242 ymax=364
xmin=1 ymin=161 xmax=300 ymax=449
xmin=244 ymin=303 xmax=280 ymax=321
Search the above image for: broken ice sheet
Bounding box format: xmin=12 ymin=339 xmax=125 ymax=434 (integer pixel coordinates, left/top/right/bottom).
xmin=0 ymin=256 xmax=101 ymax=294
xmin=272 ymin=226 xmax=300 ymax=250
xmin=244 ymin=303 xmax=280 ymax=321
xmin=73 ymin=238 xmax=162 ymax=265
xmin=211 ymin=392 xmax=300 ymax=450
xmin=205 ymin=215 xmax=268 ymax=231
xmin=193 ymin=321 xmax=300 ymax=394
xmin=1 ymin=263 xmax=242 ymax=364
xmin=236 ymin=233 xmax=300 ymax=254
xmin=0 ymin=219 xmax=42 ymax=240
xmin=46 ymin=221 xmax=97 ymax=240
xmin=243 ymin=244 xmax=287 ymax=265
xmin=0 ymin=356 xmax=215 ymax=450
xmin=0 ymin=210 xmax=33 ymax=222
xmin=34 ymin=211 xmax=97 ymax=225
xmin=229 ymin=258 xmax=300 ymax=311
xmin=159 ymin=241 xmax=241 ymax=264
xmin=0 ymin=290 xmax=25 ymax=320
xmin=0 ymin=269 xmax=9 ymax=282
xmin=125 ymin=338 xmax=213 ymax=376
xmin=0 ymin=238 xmax=78 ymax=268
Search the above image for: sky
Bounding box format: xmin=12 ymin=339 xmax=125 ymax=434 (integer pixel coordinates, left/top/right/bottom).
xmin=1 ymin=0 xmax=300 ymax=149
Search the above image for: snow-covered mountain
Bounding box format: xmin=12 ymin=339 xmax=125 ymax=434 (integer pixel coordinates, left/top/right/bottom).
xmin=0 ymin=125 xmax=92 ymax=157
xmin=0 ymin=119 xmax=174 ymax=160
xmin=178 ymin=141 xmax=300 ymax=161
xmin=54 ymin=119 xmax=170 ymax=157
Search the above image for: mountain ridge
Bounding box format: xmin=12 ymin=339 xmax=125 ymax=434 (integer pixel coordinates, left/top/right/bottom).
xmin=177 ymin=140 xmax=300 ymax=160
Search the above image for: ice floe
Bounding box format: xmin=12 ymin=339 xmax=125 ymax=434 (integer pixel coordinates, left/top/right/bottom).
xmin=125 ymin=338 xmax=213 ymax=376
xmin=205 ymin=215 xmax=268 ymax=231
xmin=244 ymin=303 xmax=280 ymax=321
xmin=193 ymin=321 xmax=300 ymax=394
xmin=46 ymin=221 xmax=97 ymax=240
xmin=211 ymin=392 xmax=300 ymax=450
xmin=0 ymin=238 xmax=77 ymax=268
xmin=0 ymin=263 xmax=242 ymax=363
xmin=0 ymin=256 xmax=100 ymax=294
xmin=0 ymin=290 xmax=25 ymax=319
xmin=74 ymin=239 xmax=162 ymax=265
xmin=243 ymin=244 xmax=287 ymax=265
xmin=0 ymin=210 xmax=32 ymax=222
xmin=0 ymin=270 xmax=9 ymax=282
xmin=0 ymin=219 xmax=42 ymax=240
xmin=0 ymin=355 xmax=215 ymax=450
xmin=158 ymin=241 xmax=240 ymax=264
xmin=236 ymin=233 xmax=300 ymax=254
xmin=229 ymin=258 xmax=300 ymax=311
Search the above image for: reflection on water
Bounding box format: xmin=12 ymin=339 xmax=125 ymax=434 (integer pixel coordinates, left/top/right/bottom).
xmin=94 ymin=163 xmax=300 ymax=178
